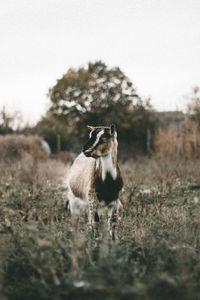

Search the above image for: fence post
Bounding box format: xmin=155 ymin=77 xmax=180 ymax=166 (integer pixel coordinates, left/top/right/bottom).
xmin=57 ymin=134 xmax=61 ymax=153
xmin=147 ymin=129 xmax=152 ymax=154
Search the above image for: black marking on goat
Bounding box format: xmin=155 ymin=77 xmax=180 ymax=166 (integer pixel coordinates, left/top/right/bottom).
xmin=94 ymin=167 xmax=123 ymax=205
xmin=83 ymin=129 xmax=104 ymax=153
xmin=65 ymin=200 xmax=69 ymax=210
xmin=94 ymin=211 xmax=100 ymax=222
xmin=83 ymin=131 xmax=97 ymax=149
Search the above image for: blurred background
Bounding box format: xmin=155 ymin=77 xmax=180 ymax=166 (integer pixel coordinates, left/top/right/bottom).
xmin=1 ymin=0 xmax=200 ymax=158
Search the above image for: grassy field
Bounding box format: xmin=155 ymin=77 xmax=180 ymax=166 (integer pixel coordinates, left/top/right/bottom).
xmin=0 ymin=153 xmax=200 ymax=300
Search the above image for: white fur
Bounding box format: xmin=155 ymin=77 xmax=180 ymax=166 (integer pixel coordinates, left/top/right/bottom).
xmin=100 ymin=152 xmax=117 ymax=181
xmin=68 ymin=193 xmax=88 ymax=215
xmin=66 ymin=153 xmax=95 ymax=215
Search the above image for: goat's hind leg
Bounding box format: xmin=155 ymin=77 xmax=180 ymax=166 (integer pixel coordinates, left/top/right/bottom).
xmin=107 ymin=199 xmax=122 ymax=241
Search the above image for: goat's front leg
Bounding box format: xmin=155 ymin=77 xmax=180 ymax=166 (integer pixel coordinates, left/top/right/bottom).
xmin=107 ymin=199 xmax=122 ymax=240
xmin=88 ymin=197 xmax=100 ymax=238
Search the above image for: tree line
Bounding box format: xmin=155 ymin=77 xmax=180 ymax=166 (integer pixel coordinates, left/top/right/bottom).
xmin=1 ymin=61 xmax=200 ymax=155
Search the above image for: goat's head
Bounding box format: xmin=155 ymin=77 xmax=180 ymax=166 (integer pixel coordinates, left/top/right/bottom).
xmin=83 ymin=125 xmax=117 ymax=158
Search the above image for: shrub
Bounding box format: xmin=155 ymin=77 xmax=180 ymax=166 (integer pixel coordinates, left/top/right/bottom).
xmin=0 ymin=135 xmax=49 ymax=163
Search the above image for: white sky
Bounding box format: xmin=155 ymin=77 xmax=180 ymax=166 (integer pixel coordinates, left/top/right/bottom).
xmin=1 ymin=0 xmax=200 ymax=124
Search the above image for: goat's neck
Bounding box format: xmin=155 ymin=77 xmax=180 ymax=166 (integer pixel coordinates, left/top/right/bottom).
xmin=97 ymin=149 xmax=117 ymax=181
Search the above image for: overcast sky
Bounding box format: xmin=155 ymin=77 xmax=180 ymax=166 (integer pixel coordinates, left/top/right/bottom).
xmin=1 ymin=0 xmax=200 ymax=124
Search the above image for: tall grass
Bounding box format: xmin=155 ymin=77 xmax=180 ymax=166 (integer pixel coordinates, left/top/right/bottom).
xmin=154 ymin=121 xmax=200 ymax=160
xmin=1 ymin=135 xmax=200 ymax=299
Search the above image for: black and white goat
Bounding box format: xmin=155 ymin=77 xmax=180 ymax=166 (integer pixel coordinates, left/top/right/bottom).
xmin=66 ymin=125 xmax=123 ymax=238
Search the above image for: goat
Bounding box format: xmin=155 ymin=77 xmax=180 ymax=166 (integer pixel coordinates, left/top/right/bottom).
xmin=66 ymin=124 xmax=123 ymax=239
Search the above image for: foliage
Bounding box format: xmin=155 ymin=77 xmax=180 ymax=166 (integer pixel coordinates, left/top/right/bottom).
xmin=48 ymin=61 xmax=158 ymax=151
xmin=1 ymin=154 xmax=200 ymax=299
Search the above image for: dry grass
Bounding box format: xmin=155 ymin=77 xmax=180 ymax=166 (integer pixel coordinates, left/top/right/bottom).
xmin=0 ymin=135 xmax=49 ymax=163
xmin=0 ymin=144 xmax=200 ymax=299
xmin=154 ymin=121 xmax=200 ymax=160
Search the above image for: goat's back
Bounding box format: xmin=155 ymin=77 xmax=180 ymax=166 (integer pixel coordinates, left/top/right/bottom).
xmin=67 ymin=153 xmax=96 ymax=199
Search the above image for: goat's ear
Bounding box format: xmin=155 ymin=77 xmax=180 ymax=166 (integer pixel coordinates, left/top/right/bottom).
xmin=87 ymin=125 xmax=94 ymax=131
xmin=110 ymin=124 xmax=115 ymax=137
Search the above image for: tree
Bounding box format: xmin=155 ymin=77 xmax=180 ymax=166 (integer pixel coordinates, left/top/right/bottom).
xmin=0 ymin=107 xmax=22 ymax=135
xmin=28 ymin=116 xmax=75 ymax=153
xmin=48 ymin=61 xmax=157 ymax=152
xmin=187 ymin=86 xmax=200 ymax=127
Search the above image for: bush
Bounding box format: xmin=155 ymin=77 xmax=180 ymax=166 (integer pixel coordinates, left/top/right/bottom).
xmin=0 ymin=135 xmax=49 ymax=163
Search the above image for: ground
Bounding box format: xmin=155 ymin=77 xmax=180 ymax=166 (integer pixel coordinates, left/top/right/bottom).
xmin=0 ymin=154 xmax=200 ymax=300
